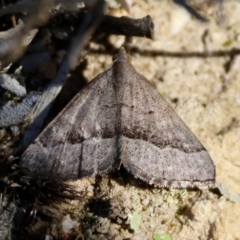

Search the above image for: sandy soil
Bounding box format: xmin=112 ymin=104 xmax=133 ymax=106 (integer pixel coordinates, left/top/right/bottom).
xmin=1 ymin=1 xmax=239 ymax=239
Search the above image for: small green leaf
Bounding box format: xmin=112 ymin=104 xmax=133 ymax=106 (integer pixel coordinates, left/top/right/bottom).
xmin=222 ymin=40 xmax=232 ymax=47
xmin=152 ymin=188 xmax=161 ymax=194
xmin=128 ymin=209 xmax=141 ymax=233
xmin=153 ymin=233 xmax=172 ymax=240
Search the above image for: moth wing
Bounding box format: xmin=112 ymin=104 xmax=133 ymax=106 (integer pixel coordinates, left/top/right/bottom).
xmin=21 ymin=70 xmax=119 ymax=180
xmin=114 ymin=51 xmax=215 ymax=188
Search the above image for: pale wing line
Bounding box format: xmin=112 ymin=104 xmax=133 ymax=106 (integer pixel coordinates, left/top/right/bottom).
xmin=42 ymin=78 xmax=100 ymax=175
xmin=43 ymin=122 xmax=55 ymax=168
xmin=77 ymin=75 xmax=105 ymax=176
xmin=59 ymin=113 xmax=84 ymax=173
xmin=84 ymin=70 xmax=114 ymax=175
xmin=51 ymin=124 xmax=73 ymax=174
xmin=49 ymin=93 xmax=89 ymax=174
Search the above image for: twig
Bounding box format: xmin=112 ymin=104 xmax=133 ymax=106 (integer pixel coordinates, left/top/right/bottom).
xmin=0 ymin=73 xmax=26 ymax=97
xmin=97 ymin=14 xmax=154 ymax=39
xmin=0 ymin=92 xmax=41 ymax=128
xmin=0 ymin=0 xmax=54 ymax=66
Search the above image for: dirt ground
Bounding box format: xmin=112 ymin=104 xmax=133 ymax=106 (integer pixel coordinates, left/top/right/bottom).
xmin=1 ymin=0 xmax=239 ymax=239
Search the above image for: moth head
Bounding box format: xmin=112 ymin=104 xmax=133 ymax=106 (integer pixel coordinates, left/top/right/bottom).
xmin=113 ymin=47 xmax=131 ymax=62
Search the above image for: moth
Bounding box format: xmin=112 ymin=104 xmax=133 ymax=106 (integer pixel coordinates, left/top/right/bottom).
xmin=20 ymin=48 xmax=215 ymax=188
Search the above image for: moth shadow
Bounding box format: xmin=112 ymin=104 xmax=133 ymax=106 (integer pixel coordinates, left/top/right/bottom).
xmin=110 ymin=166 xmax=162 ymax=190
xmin=84 ymin=167 xmax=203 ymax=238
xmin=83 ymin=169 xmax=151 ymax=235
xmin=85 ymin=167 xmax=152 ymax=217
xmin=110 ymin=167 xmax=201 ymax=198
xmin=87 ymin=197 xmax=111 ymax=218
